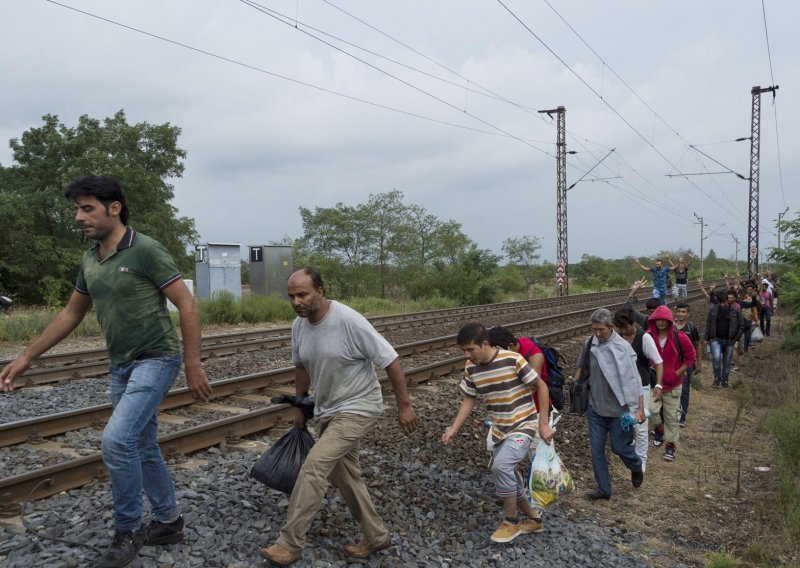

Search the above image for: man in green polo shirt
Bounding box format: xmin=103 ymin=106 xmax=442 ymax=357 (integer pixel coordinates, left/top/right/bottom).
xmin=0 ymin=175 xmax=213 ymax=568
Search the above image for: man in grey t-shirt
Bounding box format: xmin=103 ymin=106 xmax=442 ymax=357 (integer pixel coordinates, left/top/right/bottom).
xmin=262 ymin=268 xmax=418 ymax=566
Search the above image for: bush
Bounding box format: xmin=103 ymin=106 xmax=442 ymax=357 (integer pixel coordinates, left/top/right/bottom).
xmin=240 ymin=294 xmax=295 ymax=323
xmin=198 ymin=291 xmax=242 ymax=325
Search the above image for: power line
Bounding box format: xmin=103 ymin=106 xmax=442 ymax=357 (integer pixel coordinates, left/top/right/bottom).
xmin=320 ymin=0 xmax=551 ymax=124
xmin=42 ymin=0 xmax=553 ymax=148
xmin=239 ymin=0 xmax=550 ymax=120
xmin=761 ymin=0 xmax=787 ymax=208
xmin=239 ymin=0 xmax=553 ymax=157
xmin=495 ymin=0 xmax=748 ymax=223
xmin=761 ymin=0 xmax=776 ymax=86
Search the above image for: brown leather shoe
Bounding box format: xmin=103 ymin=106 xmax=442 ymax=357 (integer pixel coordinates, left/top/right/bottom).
xmin=260 ymin=543 xmax=301 ymax=566
xmin=343 ymin=538 xmax=391 ymax=559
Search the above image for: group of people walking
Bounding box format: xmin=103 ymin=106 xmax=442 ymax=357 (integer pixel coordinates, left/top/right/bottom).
xmin=583 ymin=268 xmax=779 ymax=501
xmin=0 ymin=175 xmax=781 ymax=566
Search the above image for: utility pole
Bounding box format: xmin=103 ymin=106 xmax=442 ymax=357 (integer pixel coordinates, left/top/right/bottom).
xmin=539 ymin=106 xmax=568 ymax=296
xmin=776 ymin=206 xmax=790 ymax=249
xmin=731 ymin=234 xmax=740 ymax=274
xmin=693 ymin=213 xmax=706 ymax=279
xmin=747 ymin=85 xmax=779 ymax=279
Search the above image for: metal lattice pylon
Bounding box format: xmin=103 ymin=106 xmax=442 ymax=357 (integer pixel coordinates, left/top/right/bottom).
xmin=747 ymin=85 xmax=778 ymax=279
xmin=554 ymin=107 xmax=567 ymax=295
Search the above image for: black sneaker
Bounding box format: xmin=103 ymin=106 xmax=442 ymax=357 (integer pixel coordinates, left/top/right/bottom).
xmin=98 ymin=530 xmax=142 ymax=568
xmin=721 ymin=381 xmax=730 ymax=389
xmin=712 ymin=378 xmax=721 ymax=388
xmin=140 ymin=514 xmax=184 ymax=546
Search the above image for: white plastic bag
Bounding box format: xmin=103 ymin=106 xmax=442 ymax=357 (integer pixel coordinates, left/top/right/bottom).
xmin=527 ymin=440 xmax=574 ymax=508
xmin=751 ymin=327 xmax=764 ymax=343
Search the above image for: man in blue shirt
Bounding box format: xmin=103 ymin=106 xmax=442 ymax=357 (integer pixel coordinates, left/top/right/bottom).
xmin=634 ymin=258 xmax=670 ymax=306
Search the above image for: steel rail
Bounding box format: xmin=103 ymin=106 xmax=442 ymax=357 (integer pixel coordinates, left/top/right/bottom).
xmin=0 ymin=293 xmax=710 ymax=505
xmin=1 ymin=284 xmax=705 ymax=387
xmin=0 ymin=291 xmax=708 ymax=447
xmin=0 ymin=288 xmax=630 ymax=386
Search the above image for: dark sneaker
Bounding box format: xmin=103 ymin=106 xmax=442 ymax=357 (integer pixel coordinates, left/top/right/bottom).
xmin=631 ymin=469 xmax=644 ymax=488
xmin=140 ymin=514 xmax=184 ymax=546
xmin=712 ymin=378 xmax=721 ymax=388
xmin=721 ymin=381 xmax=730 ymax=389
xmin=584 ymin=490 xmax=611 ymax=501
xmin=664 ymin=443 xmax=676 ymax=462
xmin=98 ymin=530 xmax=142 ymax=568
xmin=652 ymin=429 xmax=664 ymax=447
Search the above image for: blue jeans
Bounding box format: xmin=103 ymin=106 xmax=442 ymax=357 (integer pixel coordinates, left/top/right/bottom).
xmin=710 ymin=339 xmax=734 ymax=383
xmin=103 ymin=355 xmax=182 ymax=531
xmin=587 ymin=405 xmax=642 ymax=496
xmin=680 ymin=368 xmax=693 ymax=422
xmin=652 ymin=287 xmax=668 ymax=305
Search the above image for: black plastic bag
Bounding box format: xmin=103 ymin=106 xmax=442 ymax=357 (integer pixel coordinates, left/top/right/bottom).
xmin=250 ymin=427 xmax=315 ymax=494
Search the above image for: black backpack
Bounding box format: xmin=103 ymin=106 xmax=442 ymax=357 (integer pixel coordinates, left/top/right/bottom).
xmin=527 ymin=337 xmax=567 ymax=410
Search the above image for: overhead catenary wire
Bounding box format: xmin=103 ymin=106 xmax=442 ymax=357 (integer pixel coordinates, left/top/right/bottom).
xmin=239 ymin=0 xmax=554 ymax=157
xmin=761 ymin=0 xmax=787 ymax=208
xmin=239 ymin=0 xmax=552 ymax=124
xmin=496 ymin=0 xmax=750 ymax=226
xmin=41 ymin=0 xmax=554 ymax=149
xmin=320 ymin=0 xmax=551 ymax=124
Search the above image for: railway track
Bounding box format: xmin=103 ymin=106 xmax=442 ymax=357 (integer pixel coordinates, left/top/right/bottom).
xmin=0 ymin=286 xmax=681 ymax=387
xmin=0 ymin=289 xmax=710 ymax=512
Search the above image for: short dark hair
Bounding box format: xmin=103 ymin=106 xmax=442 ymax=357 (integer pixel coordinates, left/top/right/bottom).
xmin=487 ymin=326 xmax=516 ymax=349
xmin=645 ymin=298 xmax=661 ymax=310
xmin=293 ymin=267 xmax=324 ymax=292
xmin=64 ymin=175 xmax=130 ymax=225
xmin=457 ymin=322 xmax=488 ymax=346
xmin=675 ymin=302 xmax=689 ymax=311
xmin=613 ymin=307 xmax=636 ymax=328
xmin=716 ymin=290 xmax=729 ymax=302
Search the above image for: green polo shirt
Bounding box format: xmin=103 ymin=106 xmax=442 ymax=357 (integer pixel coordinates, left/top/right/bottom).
xmin=75 ymin=228 xmax=183 ymax=367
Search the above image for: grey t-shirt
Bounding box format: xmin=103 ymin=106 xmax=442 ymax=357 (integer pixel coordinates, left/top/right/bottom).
xmin=577 ymin=339 xmax=629 ymax=418
xmin=291 ymin=301 xmax=398 ymax=420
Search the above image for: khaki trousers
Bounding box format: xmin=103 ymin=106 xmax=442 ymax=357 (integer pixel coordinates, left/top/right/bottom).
xmin=276 ymin=412 xmax=388 ymax=553
xmin=649 ymin=387 xmax=681 ymax=445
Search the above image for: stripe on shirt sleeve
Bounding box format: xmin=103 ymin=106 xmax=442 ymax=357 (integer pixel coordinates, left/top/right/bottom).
xmin=158 ymin=273 xmax=183 ymax=290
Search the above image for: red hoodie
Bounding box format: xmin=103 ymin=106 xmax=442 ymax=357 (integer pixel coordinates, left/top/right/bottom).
xmin=646 ymin=305 xmax=697 ymax=393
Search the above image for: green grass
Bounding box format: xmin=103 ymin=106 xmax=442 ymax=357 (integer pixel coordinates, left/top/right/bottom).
xmin=343 ymin=295 xmax=458 ymax=316
xmin=0 ymin=306 xmax=103 ymax=342
xmin=705 ymin=551 xmax=736 ymax=568
xmin=1 ymin=294 xmax=461 ymax=341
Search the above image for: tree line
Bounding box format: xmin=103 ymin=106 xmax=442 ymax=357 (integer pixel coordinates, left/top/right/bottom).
xmin=0 ymin=112 xmax=768 ymax=307
xmin=0 ymin=111 xmax=197 ymax=305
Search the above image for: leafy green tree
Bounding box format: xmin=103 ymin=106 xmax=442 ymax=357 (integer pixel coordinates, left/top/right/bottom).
xmin=772 ymin=211 xmax=800 ymax=350
xmin=366 ymin=190 xmax=408 ymax=298
xmin=299 ymin=202 xmax=377 ymax=297
xmin=502 ymin=235 xmax=542 ymax=292
xmin=0 ymin=111 xmax=198 ymax=305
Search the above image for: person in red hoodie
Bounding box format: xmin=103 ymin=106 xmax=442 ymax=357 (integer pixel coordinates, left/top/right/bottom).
xmin=646 ymin=305 xmax=697 ymax=462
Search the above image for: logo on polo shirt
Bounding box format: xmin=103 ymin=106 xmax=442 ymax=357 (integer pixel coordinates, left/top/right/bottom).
xmin=118 ymin=267 xmax=130 ymax=272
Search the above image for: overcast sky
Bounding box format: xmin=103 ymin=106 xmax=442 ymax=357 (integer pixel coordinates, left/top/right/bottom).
xmin=2 ymin=1 xmax=796 ymax=268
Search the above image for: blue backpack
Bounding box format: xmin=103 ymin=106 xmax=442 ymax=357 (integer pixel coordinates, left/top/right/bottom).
xmin=527 ymin=337 xmax=567 ymax=410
